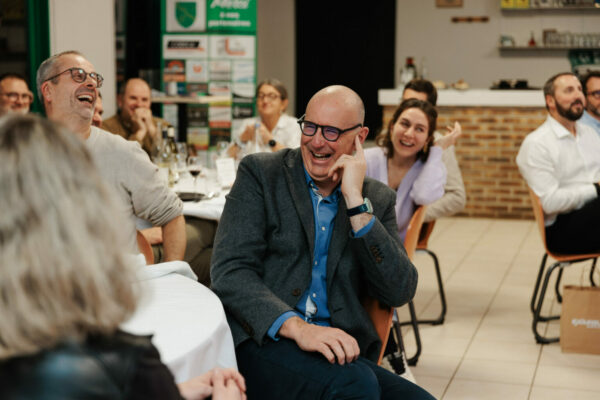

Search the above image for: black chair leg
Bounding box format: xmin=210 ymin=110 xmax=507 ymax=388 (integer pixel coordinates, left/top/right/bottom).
xmin=532 ymin=261 xmax=563 ymax=344
xmin=405 ymin=300 xmax=422 ymax=366
xmin=416 ymin=249 xmax=446 ymax=325
xmin=530 ymin=253 xmax=548 ymax=314
xmin=590 ymin=259 xmax=598 ymax=287
xmin=555 ymin=267 xmax=564 ymax=303
xmin=399 ymin=249 xmax=447 ymax=327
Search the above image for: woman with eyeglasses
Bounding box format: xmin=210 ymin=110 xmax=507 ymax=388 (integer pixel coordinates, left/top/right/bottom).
xmin=364 ymin=98 xmax=461 ymax=241
xmin=228 ymin=79 xmax=300 ymax=159
xmin=0 ymin=115 xmax=246 ymax=400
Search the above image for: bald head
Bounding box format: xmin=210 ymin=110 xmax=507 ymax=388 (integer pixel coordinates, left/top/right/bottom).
xmin=307 ymin=85 xmax=365 ymax=125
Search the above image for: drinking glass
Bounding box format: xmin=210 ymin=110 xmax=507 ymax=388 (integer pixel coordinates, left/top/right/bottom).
xmin=187 ymin=156 xmax=202 ymax=194
xmin=176 ymin=142 xmax=189 ymax=175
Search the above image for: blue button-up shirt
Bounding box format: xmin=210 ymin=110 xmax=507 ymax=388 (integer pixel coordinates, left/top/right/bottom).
xmin=267 ymin=169 xmax=375 ymax=339
xmin=581 ymin=110 xmax=600 ymax=135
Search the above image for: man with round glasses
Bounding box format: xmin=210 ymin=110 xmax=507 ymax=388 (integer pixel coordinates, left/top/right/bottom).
xmin=211 ymin=85 xmax=433 ymax=399
xmin=0 ymin=73 xmax=34 ymax=117
xmin=37 ymin=50 xmax=186 ymax=263
xmin=580 ymin=70 xmax=600 ymax=134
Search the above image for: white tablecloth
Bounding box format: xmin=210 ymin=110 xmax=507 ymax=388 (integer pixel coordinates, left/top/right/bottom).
xmin=176 ymin=172 xmax=228 ymax=221
xmin=121 ymin=262 xmax=237 ymax=383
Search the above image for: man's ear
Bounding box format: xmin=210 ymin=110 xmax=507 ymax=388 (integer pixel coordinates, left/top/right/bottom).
xmin=545 ymin=94 xmax=555 ymax=110
xmin=40 ymin=81 xmax=52 ymax=104
xmin=117 ymin=93 xmax=124 ymax=109
xmin=357 ymin=126 xmax=369 ymax=144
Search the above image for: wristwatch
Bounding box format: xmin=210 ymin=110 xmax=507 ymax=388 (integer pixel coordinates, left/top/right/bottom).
xmin=346 ymin=197 xmax=373 ymax=217
xmin=268 ymin=139 xmax=277 ymax=148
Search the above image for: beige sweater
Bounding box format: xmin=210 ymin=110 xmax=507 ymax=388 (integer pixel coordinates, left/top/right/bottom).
xmin=424 ymin=131 xmax=466 ymax=222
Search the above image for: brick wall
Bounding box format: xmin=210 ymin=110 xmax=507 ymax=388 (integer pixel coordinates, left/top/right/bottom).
xmin=382 ymin=106 xmax=548 ymax=219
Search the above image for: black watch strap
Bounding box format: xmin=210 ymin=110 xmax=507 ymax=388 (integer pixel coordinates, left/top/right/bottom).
xmin=347 ymin=198 xmax=373 ymax=217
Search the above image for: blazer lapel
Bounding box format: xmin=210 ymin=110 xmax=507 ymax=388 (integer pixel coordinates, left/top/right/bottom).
xmin=326 ymin=193 xmax=350 ymax=291
xmin=283 ymin=149 xmax=315 ymax=257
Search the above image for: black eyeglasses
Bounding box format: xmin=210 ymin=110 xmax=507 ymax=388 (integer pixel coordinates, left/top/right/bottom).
xmin=297 ymin=114 xmax=362 ymax=142
xmin=588 ymin=90 xmax=600 ymax=99
xmin=44 ymin=67 xmax=104 ymax=88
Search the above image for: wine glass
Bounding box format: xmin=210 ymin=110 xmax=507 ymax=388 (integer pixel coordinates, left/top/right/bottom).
xmin=187 ymin=156 xmax=202 ymax=195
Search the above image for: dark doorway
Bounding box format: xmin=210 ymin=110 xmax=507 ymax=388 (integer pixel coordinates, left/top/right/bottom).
xmin=295 ymin=0 xmax=396 ymax=137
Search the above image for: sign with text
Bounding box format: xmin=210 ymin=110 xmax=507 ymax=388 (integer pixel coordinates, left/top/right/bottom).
xmin=206 ymin=0 xmax=256 ymax=33
xmin=163 ymin=34 xmax=209 ymax=59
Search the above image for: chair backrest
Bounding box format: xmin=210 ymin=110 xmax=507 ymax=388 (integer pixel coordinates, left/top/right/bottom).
xmin=136 ymin=230 xmax=154 ymax=265
xmin=404 ymin=205 xmax=428 ymax=260
xmin=528 ymin=188 xmax=548 ymax=247
xmin=417 ymin=220 xmax=436 ymax=250
xmin=363 ymin=205 xmax=427 ymax=365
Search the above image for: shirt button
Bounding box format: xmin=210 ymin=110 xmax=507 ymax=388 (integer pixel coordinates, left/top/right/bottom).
xmin=314 ymin=261 xmax=317 ymax=265
xmin=321 ymin=226 xmax=326 ymax=231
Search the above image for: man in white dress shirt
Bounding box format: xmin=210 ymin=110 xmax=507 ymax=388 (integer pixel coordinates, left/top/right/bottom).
xmin=516 ymin=72 xmax=600 ymax=254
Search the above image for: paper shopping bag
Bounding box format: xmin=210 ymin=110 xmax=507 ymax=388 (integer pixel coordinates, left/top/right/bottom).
xmin=560 ymin=285 xmax=600 ymax=355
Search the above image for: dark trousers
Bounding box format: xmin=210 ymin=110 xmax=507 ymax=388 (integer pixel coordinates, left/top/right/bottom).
xmin=153 ymin=217 xmax=217 ymax=286
xmin=236 ymin=338 xmax=435 ymax=400
xmin=546 ymin=196 xmax=600 ymax=254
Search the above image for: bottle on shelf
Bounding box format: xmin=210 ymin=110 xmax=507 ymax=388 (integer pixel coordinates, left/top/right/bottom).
xmin=400 ymin=57 xmax=417 ymax=86
xmin=528 ymin=31 xmax=537 ymax=47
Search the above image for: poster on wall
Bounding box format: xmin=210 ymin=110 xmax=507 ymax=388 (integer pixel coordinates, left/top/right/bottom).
xmin=185 ymin=60 xmax=209 ymax=82
xmin=161 ymin=0 xmax=256 ymax=148
xmin=163 ymin=34 xmax=209 ymax=59
xmin=206 ymin=0 xmax=256 ymax=33
xmin=166 ymin=0 xmax=207 ymax=32
xmin=209 ymin=35 xmax=255 ymax=59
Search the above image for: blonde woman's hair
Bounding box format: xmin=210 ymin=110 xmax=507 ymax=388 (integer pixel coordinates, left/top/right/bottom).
xmin=0 ymin=114 xmax=138 ymax=360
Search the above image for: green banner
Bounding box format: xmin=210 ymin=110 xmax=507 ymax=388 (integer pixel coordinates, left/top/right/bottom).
xmin=206 ymin=0 xmax=256 ymax=33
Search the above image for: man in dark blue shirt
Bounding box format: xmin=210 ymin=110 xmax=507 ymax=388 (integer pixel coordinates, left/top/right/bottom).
xmin=211 ymin=85 xmax=433 ymax=399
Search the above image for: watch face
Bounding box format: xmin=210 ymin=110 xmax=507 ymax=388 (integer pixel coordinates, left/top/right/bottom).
xmin=364 ymin=198 xmax=373 ymax=213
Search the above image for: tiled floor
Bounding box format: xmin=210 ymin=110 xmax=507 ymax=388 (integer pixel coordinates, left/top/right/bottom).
xmin=396 ymin=217 xmax=600 ymax=400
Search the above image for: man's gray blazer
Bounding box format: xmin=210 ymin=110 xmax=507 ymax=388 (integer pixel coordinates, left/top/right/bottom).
xmin=211 ymin=148 xmax=417 ymax=362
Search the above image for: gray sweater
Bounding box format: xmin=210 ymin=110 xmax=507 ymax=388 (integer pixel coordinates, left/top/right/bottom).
xmin=86 ymin=127 xmax=183 ymax=253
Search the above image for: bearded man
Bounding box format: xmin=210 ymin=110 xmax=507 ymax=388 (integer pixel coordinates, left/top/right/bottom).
xmin=517 ymin=72 xmax=600 ymax=254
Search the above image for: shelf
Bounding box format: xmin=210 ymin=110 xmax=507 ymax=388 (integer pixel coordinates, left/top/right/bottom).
xmin=152 ymin=95 xmax=232 ymax=105
xmin=502 ymin=6 xmax=600 ymax=12
xmin=499 ymin=46 xmax=600 ymax=51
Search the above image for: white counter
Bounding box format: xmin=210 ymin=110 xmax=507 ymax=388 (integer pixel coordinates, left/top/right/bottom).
xmin=378 ymin=88 xmax=545 ymax=107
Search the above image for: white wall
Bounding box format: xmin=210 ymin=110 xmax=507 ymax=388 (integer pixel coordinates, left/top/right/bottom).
xmin=395 ymin=0 xmax=600 ymax=88
xmin=49 ymin=0 xmax=117 ymax=117
xmin=257 ymin=0 xmax=296 ymax=115
xmin=256 ymin=0 xmax=600 ymax=95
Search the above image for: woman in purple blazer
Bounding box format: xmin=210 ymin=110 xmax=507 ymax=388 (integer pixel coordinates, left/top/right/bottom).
xmin=365 ymin=99 xmax=461 ymax=241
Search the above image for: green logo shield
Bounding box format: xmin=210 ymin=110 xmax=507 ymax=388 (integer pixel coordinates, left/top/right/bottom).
xmin=176 ymin=2 xmax=197 ymax=28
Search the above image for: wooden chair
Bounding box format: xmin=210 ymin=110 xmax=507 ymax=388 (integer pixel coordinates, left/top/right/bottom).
xmin=395 ymin=205 xmax=427 ymax=366
xmin=414 ymin=220 xmax=447 ymax=325
xmin=528 ymin=189 xmax=599 ymax=343
xmin=136 ymin=230 xmax=154 ymax=265
xmin=362 ymin=295 xmax=394 ymax=365
xmin=363 ymin=206 xmax=427 ymax=366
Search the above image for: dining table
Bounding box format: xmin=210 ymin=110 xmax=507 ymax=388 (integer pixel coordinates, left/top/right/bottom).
xmin=176 ymin=168 xmax=230 ymax=221
xmin=121 ymin=260 xmax=237 ymax=383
